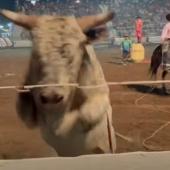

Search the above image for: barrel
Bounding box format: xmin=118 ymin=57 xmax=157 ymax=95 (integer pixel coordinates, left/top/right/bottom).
xmin=131 ymin=43 xmax=145 ymax=63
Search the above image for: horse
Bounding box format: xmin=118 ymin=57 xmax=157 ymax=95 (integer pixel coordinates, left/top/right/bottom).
xmin=149 ymin=44 xmax=170 ymax=94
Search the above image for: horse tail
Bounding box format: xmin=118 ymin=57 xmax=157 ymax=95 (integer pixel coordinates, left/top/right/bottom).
xmin=149 ymin=44 xmax=162 ymax=77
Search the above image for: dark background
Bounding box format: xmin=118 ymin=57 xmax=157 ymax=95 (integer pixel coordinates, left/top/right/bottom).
xmin=0 ymin=0 xmax=15 ymax=24
xmin=0 ymin=0 xmax=15 ymax=10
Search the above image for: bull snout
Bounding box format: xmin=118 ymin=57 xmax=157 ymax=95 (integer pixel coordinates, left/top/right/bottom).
xmin=40 ymin=93 xmax=64 ymax=104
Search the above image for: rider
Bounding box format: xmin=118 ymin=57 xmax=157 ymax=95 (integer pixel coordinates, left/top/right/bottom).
xmin=161 ymin=13 xmax=170 ymax=69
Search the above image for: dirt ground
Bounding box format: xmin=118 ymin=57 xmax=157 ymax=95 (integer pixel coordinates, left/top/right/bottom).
xmin=0 ymin=45 xmax=170 ymax=159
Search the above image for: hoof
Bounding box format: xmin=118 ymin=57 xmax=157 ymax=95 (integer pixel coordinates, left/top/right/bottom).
xmin=162 ymin=87 xmax=170 ymax=95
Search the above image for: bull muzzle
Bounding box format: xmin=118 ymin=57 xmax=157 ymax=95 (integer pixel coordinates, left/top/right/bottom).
xmin=40 ymin=93 xmax=64 ymax=104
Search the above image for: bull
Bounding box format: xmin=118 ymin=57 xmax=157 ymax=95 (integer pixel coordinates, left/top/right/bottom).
xmin=0 ymin=9 xmax=116 ymax=156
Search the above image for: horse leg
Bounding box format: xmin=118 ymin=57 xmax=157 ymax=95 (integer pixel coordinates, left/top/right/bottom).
xmin=162 ymin=70 xmax=168 ymax=94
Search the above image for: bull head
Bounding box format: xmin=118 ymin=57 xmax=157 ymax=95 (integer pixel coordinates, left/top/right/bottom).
xmin=0 ymin=10 xmax=114 ymax=128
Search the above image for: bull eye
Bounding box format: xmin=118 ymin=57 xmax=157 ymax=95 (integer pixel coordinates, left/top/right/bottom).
xmin=40 ymin=94 xmax=64 ymax=104
xmin=85 ymin=29 xmax=97 ymax=40
xmin=40 ymin=95 xmax=49 ymax=104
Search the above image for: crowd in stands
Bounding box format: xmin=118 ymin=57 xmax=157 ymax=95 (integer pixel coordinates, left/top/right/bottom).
xmin=16 ymin=0 xmax=170 ymax=37
xmin=114 ymin=0 xmax=170 ymax=37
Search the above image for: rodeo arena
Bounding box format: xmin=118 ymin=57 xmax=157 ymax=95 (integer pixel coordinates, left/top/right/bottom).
xmin=0 ymin=0 xmax=170 ymax=169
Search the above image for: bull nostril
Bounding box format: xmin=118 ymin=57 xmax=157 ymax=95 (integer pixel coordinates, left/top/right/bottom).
xmin=40 ymin=94 xmax=64 ymax=104
xmin=40 ymin=95 xmax=49 ymax=104
xmin=53 ymin=95 xmax=64 ymax=103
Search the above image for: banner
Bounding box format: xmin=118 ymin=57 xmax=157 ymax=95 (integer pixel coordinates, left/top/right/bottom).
xmin=0 ymin=37 xmax=13 ymax=48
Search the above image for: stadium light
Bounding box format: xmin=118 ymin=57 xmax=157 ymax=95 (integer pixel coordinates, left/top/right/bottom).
xmin=7 ymin=23 xmax=12 ymax=28
xmin=31 ymin=0 xmax=36 ymax=5
xmin=75 ymin=0 xmax=80 ymax=4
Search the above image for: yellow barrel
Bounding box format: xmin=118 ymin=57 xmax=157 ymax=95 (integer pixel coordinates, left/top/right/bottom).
xmin=131 ymin=43 xmax=145 ymax=63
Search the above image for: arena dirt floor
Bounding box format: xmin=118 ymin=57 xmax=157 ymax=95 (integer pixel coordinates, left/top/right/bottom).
xmin=0 ymin=45 xmax=170 ymax=159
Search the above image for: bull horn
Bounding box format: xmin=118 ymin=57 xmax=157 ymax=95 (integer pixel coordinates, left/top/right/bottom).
xmin=0 ymin=9 xmax=38 ymax=30
xmin=77 ymin=12 xmax=115 ymax=31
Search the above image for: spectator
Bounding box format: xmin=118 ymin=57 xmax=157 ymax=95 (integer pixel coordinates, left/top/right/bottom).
xmin=135 ymin=16 xmax=143 ymax=43
xmin=161 ymin=13 xmax=170 ymax=69
xmin=121 ymin=34 xmax=132 ymax=65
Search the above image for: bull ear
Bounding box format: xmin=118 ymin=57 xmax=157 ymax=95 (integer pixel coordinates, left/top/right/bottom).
xmin=77 ymin=12 xmax=115 ymax=32
xmin=0 ymin=9 xmax=38 ymax=30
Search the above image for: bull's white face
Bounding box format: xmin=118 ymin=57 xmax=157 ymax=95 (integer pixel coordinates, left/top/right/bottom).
xmin=30 ymin=16 xmax=87 ymax=105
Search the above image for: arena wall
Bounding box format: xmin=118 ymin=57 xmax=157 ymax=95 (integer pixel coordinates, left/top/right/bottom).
xmin=13 ymin=40 xmax=32 ymax=48
xmin=0 ymin=151 xmax=169 ymax=170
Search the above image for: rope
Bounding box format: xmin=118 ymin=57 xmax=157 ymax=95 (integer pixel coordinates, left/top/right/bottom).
xmin=106 ymin=110 xmax=114 ymax=153
xmin=135 ymin=86 xmax=155 ymax=105
xmin=142 ymin=121 xmax=170 ymax=151
xmin=0 ymin=79 xmax=170 ymax=92
xmin=132 ymin=86 xmax=170 ymax=151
